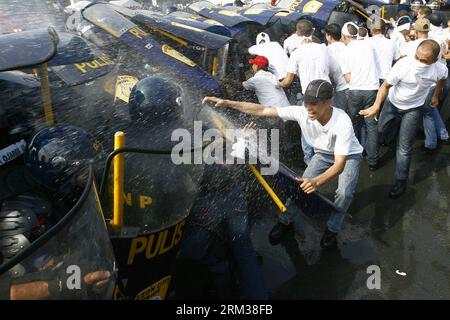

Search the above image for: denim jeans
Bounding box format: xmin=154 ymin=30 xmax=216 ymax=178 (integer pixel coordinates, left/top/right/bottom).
xmin=347 ymin=90 xmax=379 ymax=166
xmin=378 ymin=97 xmax=423 ymax=181
xmin=332 ymin=89 xmax=349 ymax=113
xmin=301 ymin=135 xmax=314 ymax=165
xmin=180 ymin=182 xmax=268 ymax=300
xmin=278 ymin=152 xmax=362 ymax=233
xmin=423 ymin=88 xmax=449 ymax=149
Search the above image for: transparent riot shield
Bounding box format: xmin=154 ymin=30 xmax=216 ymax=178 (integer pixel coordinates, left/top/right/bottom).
xmin=102 ymin=148 xmax=204 ymax=300
xmin=0 ymin=167 xmax=116 ymax=300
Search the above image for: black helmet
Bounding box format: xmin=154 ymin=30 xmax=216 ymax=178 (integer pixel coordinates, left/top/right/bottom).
xmin=0 ymin=207 xmax=37 ymax=262
xmin=0 ymin=193 xmax=51 ymax=263
xmin=429 ymin=13 xmax=442 ymax=27
xmin=24 ymin=125 xmax=100 ymax=194
xmin=128 ymin=76 xmax=183 ymax=126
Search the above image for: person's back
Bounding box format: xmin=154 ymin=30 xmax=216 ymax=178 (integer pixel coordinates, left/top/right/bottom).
xmin=243 ymin=69 xmax=290 ymax=108
xmin=342 ymin=39 xmax=380 ymax=90
xmin=341 ymin=21 xmax=380 ymax=171
xmin=288 ymin=42 xmax=331 ymax=94
xmin=327 ymin=42 xmax=348 ymax=92
xmin=327 ymin=41 xmax=347 ymax=68
xmin=368 ymin=35 xmax=399 ymax=80
xmin=283 ymin=33 xmax=300 ymax=56
xmin=248 ymin=34 xmax=289 ymax=80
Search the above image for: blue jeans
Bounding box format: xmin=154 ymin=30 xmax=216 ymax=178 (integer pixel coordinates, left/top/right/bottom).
xmin=423 ymin=88 xmax=449 ymax=149
xmin=279 ymin=152 xmax=362 ymax=233
xmin=332 ymin=89 xmax=349 ymax=113
xmin=378 ymin=97 xmax=423 ymax=180
xmin=347 ymin=90 xmax=379 ymax=166
xmin=301 ymin=135 xmax=314 ymax=165
xmin=180 ymin=184 xmax=268 ymax=300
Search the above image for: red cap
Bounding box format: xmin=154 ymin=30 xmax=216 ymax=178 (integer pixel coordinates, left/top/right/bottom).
xmin=248 ymin=56 xmax=269 ymax=68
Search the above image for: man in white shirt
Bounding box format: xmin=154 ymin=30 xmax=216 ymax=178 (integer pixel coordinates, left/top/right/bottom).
xmin=390 ymin=19 xmax=412 ymax=55
xmin=241 ymin=56 xmax=293 ymax=168
xmin=279 ymin=20 xmax=331 ymax=95
xmin=368 ymin=19 xmax=401 ymax=81
xmin=400 ymin=18 xmax=450 ymax=151
xmin=341 ymin=22 xmax=380 ymax=171
xmin=248 ymin=32 xmax=289 ymax=80
xmin=424 ymin=14 xmax=450 ymax=150
xmin=324 ymin=23 xmax=349 ymax=113
xmin=242 ymin=55 xmax=290 ymax=109
xmin=400 ymin=18 xmax=432 ymax=57
xmin=360 ymin=40 xmax=447 ymax=198
xmin=203 ymin=80 xmax=363 ymax=249
xmin=278 ymin=19 xmax=331 ymax=165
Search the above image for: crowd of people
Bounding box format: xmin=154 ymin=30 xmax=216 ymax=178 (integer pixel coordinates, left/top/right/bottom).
xmin=203 ymin=5 xmax=450 ymax=253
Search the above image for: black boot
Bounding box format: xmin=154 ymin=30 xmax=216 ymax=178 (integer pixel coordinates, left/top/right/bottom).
xmin=320 ymin=228 xmax=338 ymax=249
xmin=389 ymin=179 xmax=407 ymax=198
xmin=269 ymin=222 xmax=292 ymax=245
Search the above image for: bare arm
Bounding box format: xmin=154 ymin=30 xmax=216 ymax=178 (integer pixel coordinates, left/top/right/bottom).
xmin=343 ymin=73 xmax=351 ymax=84
xmin=359 ymin=80 xmax=392 ymax=118
xmin=431 ymin=78 xmax=447 ymax=107
xmin=202 ymin=96 xmax=279 ymax=117
xmin=10 ymin=281 xmax=49 ymax=300
xmin=298 ymin=155 xmax=347 ymax=194
xmin=278 ymin=72 xmax=295 ymax=88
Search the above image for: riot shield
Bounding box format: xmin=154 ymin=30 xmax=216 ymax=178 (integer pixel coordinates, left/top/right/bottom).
xmin=103 ymin=148 xmax=204 ymax=300
xmin=0 ymin=167 xmax=117 ymax=300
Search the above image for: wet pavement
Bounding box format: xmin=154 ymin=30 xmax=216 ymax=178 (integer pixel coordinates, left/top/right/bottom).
xmin=253 ymin=132 xmax=450 ymax=300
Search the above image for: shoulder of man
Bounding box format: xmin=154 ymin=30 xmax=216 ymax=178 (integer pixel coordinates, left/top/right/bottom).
xmin=433 ymin=60 xmax=448 ymax=75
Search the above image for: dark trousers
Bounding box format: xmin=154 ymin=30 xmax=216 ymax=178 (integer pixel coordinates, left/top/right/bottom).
xmin=347 ymin=90 xmax=379 ymax=166
xmin=378 ymin=97 xmax=423 ymax=180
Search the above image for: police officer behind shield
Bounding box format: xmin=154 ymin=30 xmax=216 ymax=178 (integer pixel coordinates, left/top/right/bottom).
xmin=0 ymin=125 xmax=112 ymax=299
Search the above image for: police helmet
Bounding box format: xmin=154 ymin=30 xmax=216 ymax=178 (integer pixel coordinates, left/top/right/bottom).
xmin=429 ymin=12 xmax=442 ymax=27
xmin=24 ymin=125 xmax=100 ymax=194
xmin=128 ymin=76 xmax=183 ymax=126
xmin=411 ymin=0 xmax=422 ymax=9
xmin=0 ymin=193 xmax=51 ymax=263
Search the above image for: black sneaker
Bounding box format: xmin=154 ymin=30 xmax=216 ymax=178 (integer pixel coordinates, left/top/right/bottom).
xmin=320 ymin=228 xmax=338 ymax=249
xmin=388 ymin=179 xmax=407 ymax=198
xmin=269 ymin=222 xmax=292 ymax=245
xmin=369 ymin=163 xmax=379 ymax=172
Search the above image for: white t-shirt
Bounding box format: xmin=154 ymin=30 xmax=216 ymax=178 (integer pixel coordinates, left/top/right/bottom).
xmin=287 ymin=42 xmax=331 ymax=94
xmin=277 ymin=106 xmax=363 ymax=156
xmin=368 ymin=34 xmax=401 ymax=79
xmin=242 ymin=70 xmax=290 ymax=109
xmin=400 ymin=38 xmax=423 ymax=58
xmin=283 ymin=33 xmax=300 ymax=56
xmin=327 ymin=42 xmax=349 ymax=92
xmin=442 ymin=28 xmax=450 ymax=41
xmin=341 ymin=40 xmax=380 ymax=91
xmin=391 ymin=31 xmax=407 ymax=55
xmin=387 ymin=56 xmax=448 ymax=110
xmin=248 ymin=42 xmax=289 ymax=80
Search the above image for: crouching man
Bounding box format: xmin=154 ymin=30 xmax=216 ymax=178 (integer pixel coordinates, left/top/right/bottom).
xmin=203 ymin=80 xmax=363 ymax=249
